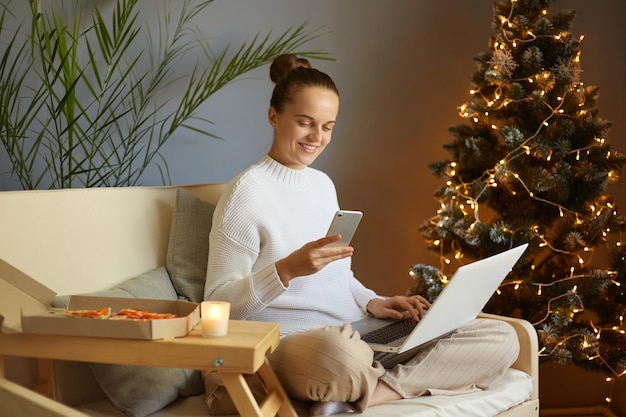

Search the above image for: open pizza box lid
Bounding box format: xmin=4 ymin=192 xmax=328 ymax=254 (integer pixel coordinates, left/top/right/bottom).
xmin=0 ymin=257 xmax=199 ymax=340
xmin=0 ymin=258 xmax=56 ymax=334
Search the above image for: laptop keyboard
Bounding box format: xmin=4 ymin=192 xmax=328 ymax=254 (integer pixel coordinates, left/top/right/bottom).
xmin=360 ymin=319 xmax=418 ymax=344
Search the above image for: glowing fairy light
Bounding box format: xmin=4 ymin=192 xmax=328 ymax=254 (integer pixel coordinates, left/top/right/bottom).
xmin=574 ymin=51 xmax=581 ymax=63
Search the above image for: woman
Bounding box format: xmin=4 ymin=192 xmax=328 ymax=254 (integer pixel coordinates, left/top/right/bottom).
xmin=204 ymin=54 xmax=519 ymax=415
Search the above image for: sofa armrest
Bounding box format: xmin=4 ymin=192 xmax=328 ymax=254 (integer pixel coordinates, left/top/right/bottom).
xmin=0 ymin=377 xmax=89 ymax=417
xmin=479 ymin=313 xmax=539 ymax=400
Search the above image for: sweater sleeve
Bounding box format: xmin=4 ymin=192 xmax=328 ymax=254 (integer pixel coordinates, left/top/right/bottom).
xmin=204 ymin=228 xmax=286 ymax=319
xmin=349 ymin=275 xmax=385 ymax=313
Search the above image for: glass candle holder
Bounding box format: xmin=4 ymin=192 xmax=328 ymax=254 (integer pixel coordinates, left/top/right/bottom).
xmin=200 ymin=301 xmax=230 ymax=338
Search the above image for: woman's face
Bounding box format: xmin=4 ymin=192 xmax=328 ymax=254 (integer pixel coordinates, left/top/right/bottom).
xmin=268 ymin=86 xmax=339 ymax=170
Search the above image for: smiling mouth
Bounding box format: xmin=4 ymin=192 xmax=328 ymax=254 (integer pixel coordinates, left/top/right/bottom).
xmin=300 ymin=143 xmax=317 ymax=153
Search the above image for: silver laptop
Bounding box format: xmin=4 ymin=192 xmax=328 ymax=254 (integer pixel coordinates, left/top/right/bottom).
xmin=351 ymin=243 xmax=528 ymax=354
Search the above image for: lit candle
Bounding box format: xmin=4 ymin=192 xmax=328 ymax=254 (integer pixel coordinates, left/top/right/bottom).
xmin=200 ymin=301 xmax=230 ymax=338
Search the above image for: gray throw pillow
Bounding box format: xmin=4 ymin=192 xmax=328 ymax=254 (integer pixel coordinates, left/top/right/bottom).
xmin=52 ymin=266 xmax=178 ymax=308
xmin=166 ymin=189 xmax=215 ymax=302
xmin=52 ymin=267 xmax=203 ymax=417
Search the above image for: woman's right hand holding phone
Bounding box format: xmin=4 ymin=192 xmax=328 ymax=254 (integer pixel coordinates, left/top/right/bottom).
xmin=275 ymin=235 xmax=353 ymax=286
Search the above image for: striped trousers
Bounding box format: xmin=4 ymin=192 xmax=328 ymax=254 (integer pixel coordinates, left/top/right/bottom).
xmin=267 ymin=318 xmax=519 ymax=411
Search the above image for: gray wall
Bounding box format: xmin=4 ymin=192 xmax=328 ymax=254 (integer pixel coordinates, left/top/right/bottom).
xmin=2 ymin=1 xmax=625 ymax=298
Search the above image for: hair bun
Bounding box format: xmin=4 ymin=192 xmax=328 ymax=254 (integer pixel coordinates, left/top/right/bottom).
xmin=269 ymin=54 xmax=312 ymax=84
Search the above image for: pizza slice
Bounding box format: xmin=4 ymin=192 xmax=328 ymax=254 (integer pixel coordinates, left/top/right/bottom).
xmin=65 ymin=307 xmax=112 ymax=319
xmin=112 ymin=308 xmax=178 ymax=320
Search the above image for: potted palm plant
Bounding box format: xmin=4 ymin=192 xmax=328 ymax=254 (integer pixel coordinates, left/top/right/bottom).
xmin=0 ymin=0 xmax=331 ymax=189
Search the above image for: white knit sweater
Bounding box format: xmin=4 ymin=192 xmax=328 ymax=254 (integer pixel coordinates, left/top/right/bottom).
xmin=204 ymin=155 xmax=379 ymax=335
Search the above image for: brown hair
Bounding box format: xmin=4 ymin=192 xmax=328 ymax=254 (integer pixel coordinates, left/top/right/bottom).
xmin=269 ymin=54 xmax=339 ymax=112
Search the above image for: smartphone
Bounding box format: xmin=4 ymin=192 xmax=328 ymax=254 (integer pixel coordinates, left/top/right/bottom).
xmin=325 ymin=210 xmax=363 ymax=247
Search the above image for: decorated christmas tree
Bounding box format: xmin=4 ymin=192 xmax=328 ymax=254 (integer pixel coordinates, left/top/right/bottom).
xmin=409 ymin=0 xmax=626 ymax=379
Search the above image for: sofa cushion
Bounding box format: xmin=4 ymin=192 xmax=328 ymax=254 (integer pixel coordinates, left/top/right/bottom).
xmin=52 ymin=267 xmax=204 ymax=417
xmin=166 ymin=189 xmax=215 ymax=303
xmin=52 ymin=266 xmax=179 ymax=308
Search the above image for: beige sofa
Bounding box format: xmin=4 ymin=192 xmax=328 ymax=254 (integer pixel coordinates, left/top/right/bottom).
xmin=0 ymin=184 xmax=539 ymax=417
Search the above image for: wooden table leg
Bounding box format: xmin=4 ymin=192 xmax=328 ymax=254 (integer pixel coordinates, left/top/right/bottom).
xmin=220 ymin=372 xmax=263 ymax=417
xmin=219 ymin=357 xmax=297 ymax=417
xmin=256 ymin=357 xmax=297 ymax=417
xmin=0 ymin=355 xmax=56 ymax=400
xmin=34 ymin=359 xmax=57 ymax=399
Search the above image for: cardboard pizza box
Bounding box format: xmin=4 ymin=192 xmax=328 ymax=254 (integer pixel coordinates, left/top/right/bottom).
xmin=21 ymin=296 xmax=200 ymax=340
xmin=0 ymin=257 xmax=199 ymax=340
